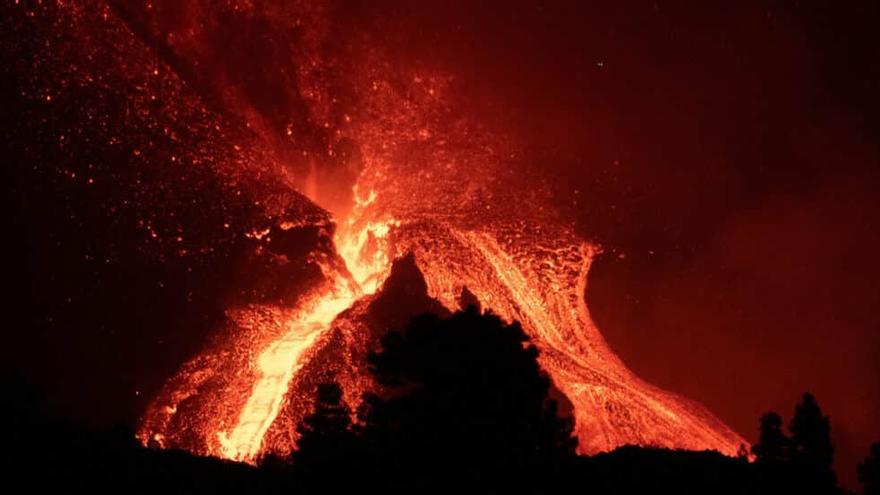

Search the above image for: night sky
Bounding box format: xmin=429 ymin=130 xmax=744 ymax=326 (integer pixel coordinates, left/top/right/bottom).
xmin=2 ymin=0 xmax=878 ymax=487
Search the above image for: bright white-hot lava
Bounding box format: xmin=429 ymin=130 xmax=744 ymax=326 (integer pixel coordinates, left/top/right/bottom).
xmin=215 ymin=191 xmax=398 ymax=462
xmin=216 ymin=272 xmax=356 ymax=460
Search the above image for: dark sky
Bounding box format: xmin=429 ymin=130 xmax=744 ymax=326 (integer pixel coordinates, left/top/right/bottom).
xmin=2 ymin=0 xmax=878 ymax=488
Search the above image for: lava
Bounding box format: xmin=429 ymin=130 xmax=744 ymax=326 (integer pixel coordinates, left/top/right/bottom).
xmin=216 ymin=267 xmax=358 ymax=461
xmin=216 ymin=194 xmax=397 ymax=461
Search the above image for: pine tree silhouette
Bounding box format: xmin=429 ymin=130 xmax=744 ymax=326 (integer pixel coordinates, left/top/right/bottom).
xmin=790 ymin=393 xmax=834 ymax=471
xmin=753 ymin=412 xmax=789 ymax=462
xmin=788 ymin=393 xmax=838 ymax=494
xmin=749 ymin=394 xmax=840 ymax=495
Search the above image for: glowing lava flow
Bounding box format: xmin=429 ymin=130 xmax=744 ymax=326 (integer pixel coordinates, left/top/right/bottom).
xmin=402 ymin=226 xmax=744 ymax=454
xmin=216 ymin=192 xmax=396 ymax=462
xmin=216 ymin=275 xmax=357 ymax=460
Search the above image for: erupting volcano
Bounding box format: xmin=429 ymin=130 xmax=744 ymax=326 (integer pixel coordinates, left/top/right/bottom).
xmin=132 ymin=2 xmax=744 ymax=459
xmin=141 ymin=167 xmax=745 ymax=462
xmin=11 ymin=0 xmax=746 ymax=464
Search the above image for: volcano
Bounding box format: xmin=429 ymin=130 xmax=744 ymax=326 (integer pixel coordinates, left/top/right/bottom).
xmin=139 ymin=179 xmax=746 ymax=462
xmin=7 ymin=0 xmax=746 ymax=464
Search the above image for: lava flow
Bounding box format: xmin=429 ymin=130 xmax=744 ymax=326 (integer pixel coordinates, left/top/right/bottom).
xmin=216 ymin=196 xmax=398 ymax=461
xmin=216 ymin=263 xmax=359 ymax=461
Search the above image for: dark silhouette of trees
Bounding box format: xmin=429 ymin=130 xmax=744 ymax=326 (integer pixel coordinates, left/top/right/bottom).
xmin=1 ymin=319 xmax=853 ymax=495
xmin=789 ymin=393 xmax=836 ymax=489
xmin=859 ymin=442 xmax=880 ymax=495
xmin=752 ymin=411 xmax=794 ymax=494
xmin=278 ymin=311 xmax=852 ymax=495
xmin=753 ymin=412 xmax=789 ymax=462
xmin=262 ymin=381 xmax=362 ymax=491
xmin=750 ymin=393 xmax=839 ymax=495
xmin=292 ymin=382 xmax=356 ymax=464
xmin=359 ymin=307 xmax=577 ymax=493
xmin=571 ymin=446 xmax=752 ymax=495
xmin=284 ymin=307 xmax=578 ymax=493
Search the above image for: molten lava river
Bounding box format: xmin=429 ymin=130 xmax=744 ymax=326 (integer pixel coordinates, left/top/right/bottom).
xmin=29 ymin=0 xmax=753 ymax=463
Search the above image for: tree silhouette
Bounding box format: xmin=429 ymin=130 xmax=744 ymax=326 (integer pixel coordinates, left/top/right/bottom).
xmin=751 ymin=410 xmax=793 ymax=494
xmin=357 ymin=307 xmax=578 ymax=492
xmin=283 ymin=381 xmax=360 ymax=489
xmin=749 ymin=394 xmax=840 ymax=495
xmin=789 ymin=392 xmax=836 ymax=492
xmin=859 ymin=442 xmax=880 ymax=495
xmin=294 ymin=382 xmax=354 ymax=456
xmin=753 ymin=412 xmax=789 ymax=462
xmin=790 ymin=393 xmax=834 ymax=469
